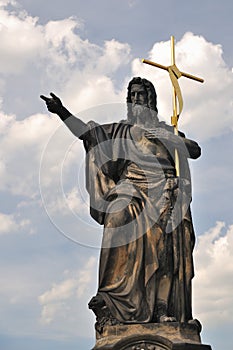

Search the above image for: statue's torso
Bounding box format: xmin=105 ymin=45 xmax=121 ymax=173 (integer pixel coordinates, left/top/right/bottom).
xmin=119 ymin=125 xmax=176 ymax=189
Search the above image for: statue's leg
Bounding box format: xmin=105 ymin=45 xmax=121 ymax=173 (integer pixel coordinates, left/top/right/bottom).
xmin=89 ymin=198 xmax=134 ymax=331
xmin=155 ymin=228 xmax=176 ymax=323
xmin=90 ymin=196 xmax=148 ymax=328
xmin=157 ymin=275 xmax=176 ymax=322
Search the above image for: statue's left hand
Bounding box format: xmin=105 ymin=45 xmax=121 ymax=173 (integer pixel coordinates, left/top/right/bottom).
xmin=40 ymin=92 xmax=63 ymax=114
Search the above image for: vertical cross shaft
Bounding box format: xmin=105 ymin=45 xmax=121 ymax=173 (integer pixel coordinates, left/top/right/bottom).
xmin=171 ymin=35 xmax=180 ymax=176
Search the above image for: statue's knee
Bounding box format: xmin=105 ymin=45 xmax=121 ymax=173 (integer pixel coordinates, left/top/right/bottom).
xmin=105 ymin=209 xmax=130 ymax=228
xmin=105 ymin=199 xmax=132 ymax=228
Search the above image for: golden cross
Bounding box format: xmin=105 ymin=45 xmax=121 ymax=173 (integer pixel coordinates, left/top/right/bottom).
xmin=142 ymin=35 xmax=204 ymax=176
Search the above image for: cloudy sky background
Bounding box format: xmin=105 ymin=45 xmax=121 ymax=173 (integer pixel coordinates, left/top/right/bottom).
xmin=0 ymin=0 xmax=233 ymax=349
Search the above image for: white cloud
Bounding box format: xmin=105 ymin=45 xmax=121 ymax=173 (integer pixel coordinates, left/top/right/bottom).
xmin=96 ymin=39 xmax=131 ymax=74
xmin=0 ymin=212 xmax=31 ymax=235
xmin=39 ymin=302 xmax=64 ymax=326
xmin=0 ymin=0 xmax=16 ymax=7
xmin=0 ymin=249 xmax=97 ymax=339
xmin=38 ymin=256 xmax=97 ymax=334
xmin=0 ymin=5 xmax=43 ymax=74
xmin=76 ymin=257 xmax=96 ymax=298
xmin=193 ymin=222 xmax=233 ymax=327
xmin=52 ymin=186 xmax=89 ymax=217
xmin=0 ymin=1 xmax=131 ymax=117
xmin=0 ymin=212 xmax=17 ymax=233
xmin=39 ymin=278 xmax=77 ymax=306
xmin=0 ymin=111 xmax=60 ymax=197
xmin=132 ymin=32 xmax=233 ymax=141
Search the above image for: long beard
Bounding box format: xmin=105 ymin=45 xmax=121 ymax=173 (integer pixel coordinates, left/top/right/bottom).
xmin=131 ymin=104 xmax=147 ymax=118
xmin=132 ymin=104 xmax=158 ymax=128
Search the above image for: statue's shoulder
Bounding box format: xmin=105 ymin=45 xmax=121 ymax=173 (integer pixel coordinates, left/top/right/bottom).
xmin=159 ymin=121 xmax=172 ymax=131
xmin=87 ymin=120 xmax=125 ymax=127
xmin=86 ymin=120 xmax=118 ymax=130
xmin=85 ymin=121 xmax=128 ymax=139
xmin=159 ymin=121 xmax=185 ymax=138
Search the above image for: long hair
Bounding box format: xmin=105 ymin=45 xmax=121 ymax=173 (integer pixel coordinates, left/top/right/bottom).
xmin=127 ymin=77 xmax=158 ymax=123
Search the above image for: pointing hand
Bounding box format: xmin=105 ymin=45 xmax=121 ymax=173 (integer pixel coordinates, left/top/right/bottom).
xmin=40 ymin=92 xmax=63 ymax=114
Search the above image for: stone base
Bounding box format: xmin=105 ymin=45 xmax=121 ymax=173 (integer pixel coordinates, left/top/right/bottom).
xmin=92 ymin=323 xmax=212 ymax=350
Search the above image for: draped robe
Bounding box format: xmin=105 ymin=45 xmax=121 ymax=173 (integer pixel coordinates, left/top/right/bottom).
xmin=80 ymin=120 xmax=196 ymax=324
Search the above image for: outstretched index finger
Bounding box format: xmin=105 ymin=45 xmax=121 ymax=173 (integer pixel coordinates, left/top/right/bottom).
xmin=40 ymin=95 xmax=50 ymax=102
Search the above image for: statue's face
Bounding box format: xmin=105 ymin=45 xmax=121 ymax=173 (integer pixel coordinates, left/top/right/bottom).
xmin=128 ymin=81 xmax=158 ymax=128
xmin=130 ymin=84 xmax=148 ymax=106
xmin=130 ymin=84 xmax=149 ymax=122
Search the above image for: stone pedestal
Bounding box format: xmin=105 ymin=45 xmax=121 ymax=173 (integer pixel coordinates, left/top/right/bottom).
xmin=92 ymin=323 xmax=212 ymax=350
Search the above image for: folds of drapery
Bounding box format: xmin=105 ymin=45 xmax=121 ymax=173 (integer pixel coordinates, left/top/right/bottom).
xmin=80 ymin=120 xmax=195 ymax=323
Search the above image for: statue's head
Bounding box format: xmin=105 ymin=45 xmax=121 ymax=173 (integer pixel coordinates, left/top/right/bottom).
xmin=127 ymin=77 xmax=158 ymax=124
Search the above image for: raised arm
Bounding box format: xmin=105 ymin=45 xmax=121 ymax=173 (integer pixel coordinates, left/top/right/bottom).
xmin=40 ymin=93 xmax=88 ymax=138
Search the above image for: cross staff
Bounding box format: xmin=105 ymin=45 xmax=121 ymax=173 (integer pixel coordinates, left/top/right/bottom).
xmin=142 ymin=35 xmax=204 ymax=177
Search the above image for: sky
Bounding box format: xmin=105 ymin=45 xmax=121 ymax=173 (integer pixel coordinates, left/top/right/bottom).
xmin=0 ymin=0 xmax=233 ymax=349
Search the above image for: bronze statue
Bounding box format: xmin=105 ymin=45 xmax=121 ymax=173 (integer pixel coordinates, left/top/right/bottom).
xmin=41 ymin=77 xmax=201 ymax=333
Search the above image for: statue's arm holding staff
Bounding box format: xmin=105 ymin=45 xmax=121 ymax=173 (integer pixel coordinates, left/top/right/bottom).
xmin=145 ymin=128 xmax=201 ymax=160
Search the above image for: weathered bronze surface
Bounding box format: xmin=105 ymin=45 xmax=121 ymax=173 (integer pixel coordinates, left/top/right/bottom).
xmin=40 ymin=77 xmax=211 ymax=350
